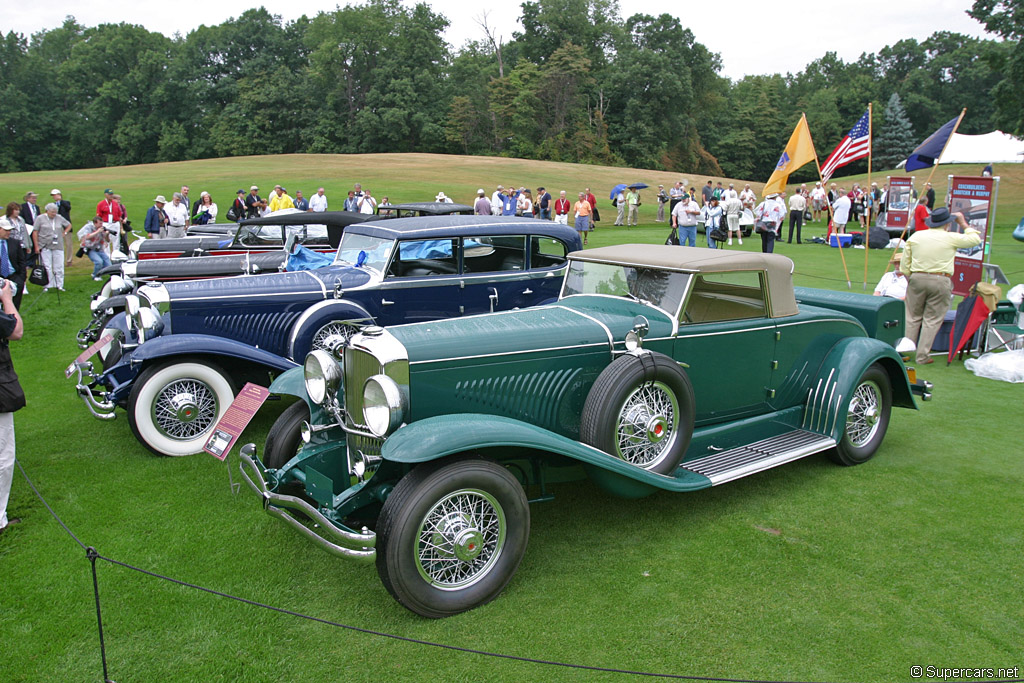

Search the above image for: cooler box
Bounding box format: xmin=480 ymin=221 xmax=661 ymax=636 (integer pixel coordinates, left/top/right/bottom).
xmin=829 ymin=234 xmax=852 ymax=248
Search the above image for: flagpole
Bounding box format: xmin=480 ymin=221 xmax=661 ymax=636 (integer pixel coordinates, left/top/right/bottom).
xmin=811 ymin=120 xmax=852 ymax=289
xmin=880 ymin=107 xmax=968 ymax=282
xmin=864 ymin=101 xmax=873 ymax=291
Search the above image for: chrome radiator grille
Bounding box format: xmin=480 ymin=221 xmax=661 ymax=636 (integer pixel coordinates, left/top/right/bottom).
xmin=344 ymin=347 xmax=379 ymax=428
xmin=348 ymin=433 xmax=383 ymax=459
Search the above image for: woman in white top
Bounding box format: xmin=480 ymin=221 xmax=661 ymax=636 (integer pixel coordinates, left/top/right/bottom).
xmin=517 ymin=190 xmax=533 ymax=218
xmin=194 ymin=192 xmax=218 ymax=225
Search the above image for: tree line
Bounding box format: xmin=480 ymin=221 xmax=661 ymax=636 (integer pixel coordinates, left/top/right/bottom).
xmin=0 ymin=0 xmax=1014 ymax=181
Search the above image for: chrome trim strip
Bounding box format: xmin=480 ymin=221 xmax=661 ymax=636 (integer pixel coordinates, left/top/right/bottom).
xmin=239 ymin=451 xmax=375 ymax=562
xmin=678 ymin=324 xmax=777 ymax=339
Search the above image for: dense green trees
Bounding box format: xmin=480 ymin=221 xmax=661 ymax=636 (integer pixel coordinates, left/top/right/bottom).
xmin=0 ymin=1 xmax=1010 ymax=179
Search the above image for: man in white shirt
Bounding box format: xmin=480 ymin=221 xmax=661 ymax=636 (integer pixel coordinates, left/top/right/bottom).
xmin=831 ymin=188 xmax=851 ymax=234
xmin=671 ymin=194 xmax=700 ymax=247
xmin=164 ymin=193 xmax=189 ymax=238
xmin=358 ymin=190 xmax=377 ymax=214
xmin=309 ymin=187 xmax=328 ymax=212
xmin=754 ymin=193 xmax=786 ymax=253
xmin=787 ymin=191 xmax=807 ymax=244
xmin=874 ymin=254 xmax=908 ymax=300
xmin=739 ymin=184 xmax=757 ymax=211
xmin=614 ymin=189 xmax=626 ymax=225
xmin=723 ymin=194 xmax=743 ymax=246
xmin=723 ymin=183 xmax=739 ymax=201
xmin=668 ymin=181 xmax=685 ymax=218
xmin=810 ymin=182 xmax=826 ymax=222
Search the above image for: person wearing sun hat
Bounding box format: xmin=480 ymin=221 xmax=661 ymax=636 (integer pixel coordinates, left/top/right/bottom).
xmin=474 ymin=189 xmax=491 ymax=216
xmin=900 ymin=207 xmax=981 ymax=363
xmin=873 ymin=253 xmax=908 ymax=300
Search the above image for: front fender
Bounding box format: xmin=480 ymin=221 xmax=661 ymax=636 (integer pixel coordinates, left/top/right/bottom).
xmin=286 ymin=300 xmax=374 ymax=361
xmin=805 ymin=337 xmax=916 ymax=442
xmin=380 ymin=414 xmax=711 ymax=495
xmin=269 ymin=365 xmax=307 ymax=398
xmin=126 ymin=334 xmax=300 ymax=373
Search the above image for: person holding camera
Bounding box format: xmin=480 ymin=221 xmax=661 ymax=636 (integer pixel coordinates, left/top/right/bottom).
xmin=32 ymin=203 xmax=71 ymax=292
xmin=0 ymin=277 xmax=24 ymax=537
xmin=78 ymin=216 xmax=111 ymax=281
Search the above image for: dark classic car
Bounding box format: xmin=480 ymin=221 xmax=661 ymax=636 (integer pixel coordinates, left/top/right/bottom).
xmin=239 ymin=245 xmax=926 ymax=618
xmin=72 ymin=216 xmax=581 ymax=457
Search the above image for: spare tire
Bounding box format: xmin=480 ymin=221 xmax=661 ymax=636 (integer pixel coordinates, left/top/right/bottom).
xmin=580 ymin=352 xmax=695 ymax=475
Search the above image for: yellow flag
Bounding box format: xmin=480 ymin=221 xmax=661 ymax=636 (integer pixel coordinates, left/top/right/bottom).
xmin=762 ymin=114 xmax=816 ymax=197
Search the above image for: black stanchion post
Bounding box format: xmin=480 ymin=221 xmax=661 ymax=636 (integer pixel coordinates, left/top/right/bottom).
xmin=86 ymin=547 xmax=115 ymax=683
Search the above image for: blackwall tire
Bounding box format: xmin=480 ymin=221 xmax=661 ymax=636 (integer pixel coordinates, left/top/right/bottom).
xmin=263 ymin=400 xmax=309 ymax=470
xmin=830 ymin=363 xmax=892 ymax=466
xmin=580 ymin=352 xmax=695 ymax=474
xmin=376 ymin=457 xmax=529 ymax=618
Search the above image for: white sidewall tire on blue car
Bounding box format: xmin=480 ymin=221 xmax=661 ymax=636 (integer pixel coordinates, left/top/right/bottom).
xmin=128 ymin=360 xmax=235 ymax=457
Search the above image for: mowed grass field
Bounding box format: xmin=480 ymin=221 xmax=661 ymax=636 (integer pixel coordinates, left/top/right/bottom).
xmin=0 ymin=154 xmax=1022 ymax=683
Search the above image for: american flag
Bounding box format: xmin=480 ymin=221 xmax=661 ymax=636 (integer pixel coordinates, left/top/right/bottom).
xmin=820 ymin=110 xmax=871 ymax=182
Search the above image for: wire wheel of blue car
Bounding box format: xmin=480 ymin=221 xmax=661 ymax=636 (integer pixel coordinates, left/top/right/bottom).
xmin=376 ymin=457 xmax=530 ymax=618
xmin=580 ymin=352 xmax=695 ymax=475
xmin=311 ymin=321 xmax=359 ymax=352
xmin=831 ymin=363 xmax=892 ymax=466
xmin=128 ymin=360 xmax=235 ymax=457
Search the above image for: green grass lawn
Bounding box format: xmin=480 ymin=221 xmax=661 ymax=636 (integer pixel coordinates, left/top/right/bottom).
xmin=1 ymin=155 xmax=1022 ymax=682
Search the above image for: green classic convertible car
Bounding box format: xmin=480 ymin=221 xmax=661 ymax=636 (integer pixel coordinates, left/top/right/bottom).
xmin=240 ymin=245 xmax=925 ymax=617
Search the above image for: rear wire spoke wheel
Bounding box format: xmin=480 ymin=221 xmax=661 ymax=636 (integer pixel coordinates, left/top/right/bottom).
xmin=128 ymin=360 xmax=235 ymax=457
xmin=831 ymin=363 xmax=892 ymax=466
xmin=376 ymin=457 xmax=529 ymax=618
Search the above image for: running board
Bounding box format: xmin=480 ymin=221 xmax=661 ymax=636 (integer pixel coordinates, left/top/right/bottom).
xmin=680 ymin=430 xmax=836 ymax=485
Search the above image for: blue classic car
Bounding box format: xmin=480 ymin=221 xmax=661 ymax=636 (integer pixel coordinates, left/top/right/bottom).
xmin=72 ymin=216 xmax=580 ymax=457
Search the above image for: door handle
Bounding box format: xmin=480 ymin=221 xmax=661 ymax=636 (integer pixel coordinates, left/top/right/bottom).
xmin=489 ymin=287 xmax=498 ymax=313
xmin=522 ymin=288 xmax=533 ymax=295
xmin=381 ymin=298 xmax=394 ymax=306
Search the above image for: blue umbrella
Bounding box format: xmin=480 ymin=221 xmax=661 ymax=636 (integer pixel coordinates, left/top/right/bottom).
xmin=628 ymin=182 xmax=649 ymax=190
xmin=609 ymin=183 xmax=628 ymax=200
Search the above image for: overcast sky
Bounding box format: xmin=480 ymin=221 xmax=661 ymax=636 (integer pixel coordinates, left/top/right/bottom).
xmin=7 ymin=0 xmax=994 ymax=79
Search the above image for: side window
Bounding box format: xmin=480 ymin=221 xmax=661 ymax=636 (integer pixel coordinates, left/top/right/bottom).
xmin=530 ymin=237 xmax=568 ymax=269
xmin=238 ymin=225 xmax=281 ymax=246
xmin=462 ymin=235 xmax=526 ymax=273
xmin=287 ymin=224 xmax=329 ymax=246
xmin=682 ymin=271 xmax=767 ymax=323
xmin=386 ymin=239 xmax=459 ymax=278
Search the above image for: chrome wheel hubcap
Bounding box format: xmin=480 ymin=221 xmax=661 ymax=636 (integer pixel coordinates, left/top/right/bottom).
xmin=847 ymin=380 xmax=882 ymax=447
xmin=417 ymin=489 xmax=505 ymax=589
xmin=153 ymin=379 xmax=218 ymax=440
xmin=615 ymin=381 xmax=679 ymax=468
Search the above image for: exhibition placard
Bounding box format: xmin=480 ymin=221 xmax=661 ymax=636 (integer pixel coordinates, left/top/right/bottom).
xmin=203 ymin=382 xmax=271 ymax=460
xmin=947 ymin=176 xmax=993 ymax=296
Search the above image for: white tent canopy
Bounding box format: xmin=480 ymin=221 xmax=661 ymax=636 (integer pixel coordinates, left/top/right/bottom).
xmin=938 ymin=130 xmax=1024 ymax=165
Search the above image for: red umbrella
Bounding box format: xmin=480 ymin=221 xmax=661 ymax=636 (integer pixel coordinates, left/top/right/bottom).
xmin=947 ymin=294 xmax=992 ymax=365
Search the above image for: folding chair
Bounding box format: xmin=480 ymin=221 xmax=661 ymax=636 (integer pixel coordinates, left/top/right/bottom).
xmin=987 ymin=299 xmax=1024 ymax=352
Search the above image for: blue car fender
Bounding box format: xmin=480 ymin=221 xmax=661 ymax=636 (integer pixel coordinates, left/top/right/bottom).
xmin=804 ymin=337 xmax=916 ymax=442
xmin=286 ymin=299 xmax=375 ymax=361
xmin=126 ymin=334 xmax=300 ymax=373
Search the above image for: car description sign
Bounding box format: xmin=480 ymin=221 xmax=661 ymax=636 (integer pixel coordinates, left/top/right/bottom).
xmin=203 ymin=382 xmax=271 ymax=461
xmin=947 ymin=175 xmax=995 ymax=297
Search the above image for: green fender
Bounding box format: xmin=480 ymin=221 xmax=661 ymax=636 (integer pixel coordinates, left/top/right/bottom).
xmin=380 ymin=413 xmax=713 ymax=495
xmin=269 ymin=365 xmax=307 ymax=399
xmin=807 ymin=337 xmax=917 ymax=442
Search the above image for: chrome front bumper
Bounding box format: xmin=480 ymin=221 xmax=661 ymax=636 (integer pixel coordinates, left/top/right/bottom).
xmin=72 ymin=361 xmax=118 ymax=420
xmin=238 ymin=445 xmax=376 ymax=563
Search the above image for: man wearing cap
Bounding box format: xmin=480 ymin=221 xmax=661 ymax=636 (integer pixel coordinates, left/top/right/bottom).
xmin=164 ymin=193 xmax=189 ymax=239
xmin=294 ymin=190 xmax=309 ymax=212
xmin=434 ymin=192 xmax=453 ymax=204
xmin=50 ymin=190 xmax=73 ymax=265
xmin=230 ymin=190 xmax=246 ymax=222
xmin=671 ymin=191 xmax=700 ymax=247
xmin=753 ymin=193 xmax=786 ymax=253
xmin=145 ymin=196 xmax=168 ymax=238
xmin=474 ymin=189 xmax=491 ymax=216
xmin=900 ymin=208 xmax=981 ymax=364
xmin=537 ymin=187 xmax=551 ymax=220
xmin=245 ymin=186 xmax=262 ymax=219
xmin=96 ymin=189 xmax=123 ymax=255
xmin=309 ymin=188 xmax=328 ymax=213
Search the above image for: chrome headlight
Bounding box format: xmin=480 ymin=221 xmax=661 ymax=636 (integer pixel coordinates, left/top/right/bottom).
xmin=109 ymin=275 xmax=134 ymax=295
xmin=304 ymin=349 xmax=341 ymax=405
xmin=137 ymin=307 xmax=164 ymax=342
xmin=362 ymin=374 xmax=406 ymax=437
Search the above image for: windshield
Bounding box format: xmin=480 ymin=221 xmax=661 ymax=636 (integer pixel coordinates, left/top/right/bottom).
xmin=561 ymin=260 xmax=691 ymax=314
xmin=335 ymin=233 xmax=394 ymax=272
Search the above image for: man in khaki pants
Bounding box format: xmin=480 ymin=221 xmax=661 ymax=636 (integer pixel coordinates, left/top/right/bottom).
xmin=900 ymin=207 xmax=981 ymax=364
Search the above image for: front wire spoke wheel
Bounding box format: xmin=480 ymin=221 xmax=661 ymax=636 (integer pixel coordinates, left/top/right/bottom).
xmin=153 ymin=378 xmax=218 ymax=440
xmin=416 ymin=488 xmax=505 ymax=590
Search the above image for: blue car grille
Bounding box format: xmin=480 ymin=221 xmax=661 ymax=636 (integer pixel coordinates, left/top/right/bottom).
xmin=202 ymin=311 xmax=302 ymax=356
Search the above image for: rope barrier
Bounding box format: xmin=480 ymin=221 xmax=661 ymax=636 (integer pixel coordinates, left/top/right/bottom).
xmin=12 ymin=457 xmax=1024 ymax=683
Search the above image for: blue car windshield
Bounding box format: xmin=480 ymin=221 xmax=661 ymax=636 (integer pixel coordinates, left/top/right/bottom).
xmin=335 ymin=233 xmax=394 ymax=272
xmin=561 ymin=260 xmax=691 ymax=315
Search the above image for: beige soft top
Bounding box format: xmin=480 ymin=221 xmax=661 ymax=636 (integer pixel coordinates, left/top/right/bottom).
xmin=569 ymin=244 xmax=798 ymax=317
